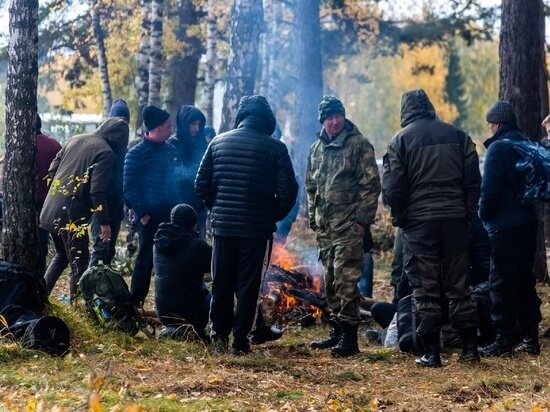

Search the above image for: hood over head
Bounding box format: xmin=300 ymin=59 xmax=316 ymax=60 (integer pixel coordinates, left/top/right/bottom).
xmin=154 ymin=222 xmax=194 ymax=255
xmin=95 ymin=117 xmax=130 ymax=153
xmin=234 ymin=95 xmax=276 ymax=136
xmin=176 ymin=105 xmax=206 ymax=142
xmin=400 ymin=89 xmax=436 ymax=128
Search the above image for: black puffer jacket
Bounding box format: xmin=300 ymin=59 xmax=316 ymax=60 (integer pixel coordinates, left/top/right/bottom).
xmin=195 ymin=95 xmax=298 ymax=239
xmin=153 ymin=223 xmax=212 ymax=327
xmin=168 ymin=106 xmax=207 ymax=213
xmin=382 ymin=89 xmax=481 ymax=226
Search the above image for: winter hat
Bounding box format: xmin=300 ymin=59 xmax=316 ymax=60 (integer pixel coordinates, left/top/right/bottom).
xmin=204 ymin=125 xmax=217 ymax=140
xmin=170 ymin=204 xmax=197 ymax=228
xmin=234 ymin=95 xmax=276 ymax=135
xmin=486 ymin=100 xmax=517 ymax=125
xmin=143 ymin=105 xmax=170 ymax=132
xmin=36 ymin=114 xmax=42 ymax=133
xmin=109 ymin=99 xmax=130 ymax=122
xmin=318 ymin=96 xmax=346 ymax=124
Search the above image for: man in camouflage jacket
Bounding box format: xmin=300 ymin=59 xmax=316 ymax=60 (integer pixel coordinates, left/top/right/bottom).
xmin=306 ymin=96 xmax=381 ymax=357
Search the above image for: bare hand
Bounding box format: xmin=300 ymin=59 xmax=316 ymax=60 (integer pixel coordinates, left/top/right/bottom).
xmin=100 ymin=225 xmax=112 ymax=243
xmin=356 ymin=223 xmax=366 ymax=237
xmin=140 ymin=214 xmax=150 ymax=225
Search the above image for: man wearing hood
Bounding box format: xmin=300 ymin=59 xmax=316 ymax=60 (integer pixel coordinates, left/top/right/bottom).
xmin=306 ymin=96 xmax=381 ymax=357
xmin=40 ymin=117 xmax=129 ymax=300
xmin=168 ymin=105 xmax=208 ymax=239
xmin=195 ymin=95 xmax=298 ymax=356
xmin=382 ymin=89 xmax=481 ymax=367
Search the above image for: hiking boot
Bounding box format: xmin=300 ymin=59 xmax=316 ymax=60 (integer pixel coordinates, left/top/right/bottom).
xmin=250 ymin=325 xmax=283 ymax=344
xmin=311 ymin=319 xmax=341 ymax=350
xmin=415 ymin=333 xmax=442 ymax=367
xmin=478 ymin=334 xmax=515 ymax=357
xmin=515 ymin=326 xmax=540 ymax=355
xmin=211 ymin=336 xmax=229 ymax=355
xmin=458 ymin=328 xmax=480 ymax=363
xmin=230 ymin=338 xmax=252 ymax=356
xmin=331 ymin=322 xmax=360 ymax=358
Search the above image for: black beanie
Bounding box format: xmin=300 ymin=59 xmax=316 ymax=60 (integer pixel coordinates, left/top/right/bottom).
xmin=109 ymin=99 xmax=130 ymax=122
xmin=318 ymin=96 xmax=346 ymax=124
xmin=170 ymin=204 xmax=197 ymax=228
xmin=36 ymin=114 xmax=42 ymax=134
xmin=486 ymin=100 xmax=517 ymax=125
xmin=143 ymin=105 xmax=170 ymax=132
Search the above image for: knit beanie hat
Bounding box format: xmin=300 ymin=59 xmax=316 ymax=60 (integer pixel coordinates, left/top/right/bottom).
xmin=318 ymin=96 xmax=346 ymax=124
xmin=204 ymin=125 xmax=217 ymax=139
xmin=486 ymin=100 xmax=517 ymax=125
xmin=143 ymin=105 xmax=170 ymax=132
xmin=36 ymin=114 xmax=42 ymax=133
xmin=170 ymin=204 xmax=197 ymax=228
xmin=109 ymin=99 xmax=130 ymax=122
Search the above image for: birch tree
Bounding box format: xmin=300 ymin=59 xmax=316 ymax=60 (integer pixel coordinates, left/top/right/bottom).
xmin=91 ymin=0 xmax=112 ymax=117
xmin=135 ymin=0 xmax=152 ymax=134
xmin=148 ymin=0 xmax=164 ymax=107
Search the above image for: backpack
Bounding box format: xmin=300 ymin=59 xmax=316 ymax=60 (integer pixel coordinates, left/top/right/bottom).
xmin=503 ymin=138 xmax=550 ymax=203
xmin=396 ymin=294 xmax=423 ymax=355
xmin=0 ymin=260 xmax=46 ymax=314
xmin=78 ymin=263 xmax=152 ymax=337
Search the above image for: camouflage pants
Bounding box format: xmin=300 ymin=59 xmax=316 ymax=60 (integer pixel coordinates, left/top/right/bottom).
xmin=316 ymin=227 xmax=363 ymax=325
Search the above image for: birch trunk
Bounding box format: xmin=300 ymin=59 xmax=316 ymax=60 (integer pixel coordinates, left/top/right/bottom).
xmin=203 ymin=0 xmax=218 ymax=125
xmin=135 ymin=0 xmax=152 ymax=135
xmin=148 ymin=0 xmax=165 ymax=107
xmin=91 ymin=0 xmax=112 ymax=117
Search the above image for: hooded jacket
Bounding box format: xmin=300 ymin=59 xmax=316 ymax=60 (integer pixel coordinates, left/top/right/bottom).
xmin=195 ymin=96 xmax=298 ymax=239
xmin=153 ymin=223 xmax=212 ymax=326
xmin=168 ymin=106 xmax=207 ymax=213
xmin=40 ymin=118 xmax=129 ymax=233
xmin=478 ymin=123 xmax=537 ymax=232
xmin=382 ymin=90 xmax=481 ymax=226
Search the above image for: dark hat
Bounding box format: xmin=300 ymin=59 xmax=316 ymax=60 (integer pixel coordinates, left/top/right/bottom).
xmin=36 ymin=114 xmax=42 ymax=133
xmin=170 ymin=204 xmax=197 ymax=228
xmin=234 ymin=95 xmax=276 ymax=135
xmin=204 ymin=125 xmax=217 ymax=139
xmin=486 ymin=100 xmax=517 ymax=125
xmin=318 ymin=96 xmax=345 ymax=124
xmin=109 ymin=99 xmax=130 ymax=122
xmin=143 ymin=105 xmax=170 ymax=132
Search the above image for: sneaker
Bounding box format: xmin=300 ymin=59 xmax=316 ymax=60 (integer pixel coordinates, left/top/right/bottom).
xmin=364 ymin=329 xmax=382 ymax=345
xmin=514 ymin=338 xmax=540 ymax=356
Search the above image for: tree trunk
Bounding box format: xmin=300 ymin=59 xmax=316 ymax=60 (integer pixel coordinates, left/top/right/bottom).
xmin=258 ymin=0 xmax=273 ymax=99
xmin=3 ymin=0 xmax=44 ymax=301
xmin=290 ymin=0 xmax=323 ymax=211
xmin=91 ymin=0 xmax=112 ymax=117
xmin=219 ymin=0 xmax=264 ymax=133
xmin=135 ymin=0 xmax=152 ymax=136
xmin=203 ymin=0 xmax=217 ymax=125
xmin=166 ymin=0 xmax=203 ymax=120
xmin=499 ymin=0 xmax=548 ymax=282
xmin=148 ymin=0 xmax=165 ymax=107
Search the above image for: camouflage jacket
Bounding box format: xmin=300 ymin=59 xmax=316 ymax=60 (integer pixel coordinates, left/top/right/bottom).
xmin=305 ymin=120 xmax=381 ymax=234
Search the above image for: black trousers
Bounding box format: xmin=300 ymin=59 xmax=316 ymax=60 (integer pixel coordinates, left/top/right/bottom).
xmin=210 ymin=236 xmax=271 ymax=344
xmin=89 ymin=213 xmax=122 ymax=267
xmin=488 ymin=223 xmax=541 ymax=339
xmin=130 ymin=218 xmax=160 ymax=306
xmin=403 ymin=219 xmax=478 ymax=336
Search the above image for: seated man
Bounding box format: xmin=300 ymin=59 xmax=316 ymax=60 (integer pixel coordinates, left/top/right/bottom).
xmin=154 ymin=204 xmax=282 ymax=343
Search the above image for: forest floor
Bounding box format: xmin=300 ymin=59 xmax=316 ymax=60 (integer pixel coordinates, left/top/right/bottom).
xmin=1 ymin=222 xmax=549 ymax=411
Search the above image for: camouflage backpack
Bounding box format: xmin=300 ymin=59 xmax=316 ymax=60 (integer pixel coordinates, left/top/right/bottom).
xmin=78 ymin=263 xmax=152 ymax=337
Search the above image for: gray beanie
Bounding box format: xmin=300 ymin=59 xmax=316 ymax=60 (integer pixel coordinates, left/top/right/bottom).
xmin=486 ymin=100 xmax=517 ymax=125
xmin=170 ymin=204 xmax=197 ymax=228
xmin=318 ymin=96 xmax=345 ymax=124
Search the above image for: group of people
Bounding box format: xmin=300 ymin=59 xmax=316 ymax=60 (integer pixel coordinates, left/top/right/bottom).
xmin=34 ymin=88 xmax=543 ymax=362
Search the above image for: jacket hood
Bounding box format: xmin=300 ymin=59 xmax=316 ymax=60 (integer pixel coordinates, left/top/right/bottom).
xmin=176 ymin=105 xmax=206 ymax=142
xmin=96 ymin=117 xmax=129 ymax=152
xmin=400 ymin=89 xmax=436 ymax=128
xmin=154 ymin=222 xmax=194 ymax=255
xmin=234 ymin=95 xmax=276 ymax=136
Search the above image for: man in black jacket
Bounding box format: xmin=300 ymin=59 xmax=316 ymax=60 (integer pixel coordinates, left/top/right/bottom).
xmin=383 ymin=89 xmax=481 ymax=367
xmin=478 ymin=101 xmax=541 ymax=356
xmin=195 ymin=95 xmax=298 ymax=355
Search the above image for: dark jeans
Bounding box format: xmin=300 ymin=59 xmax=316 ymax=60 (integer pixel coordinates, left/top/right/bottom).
xmin=403 ymin=219 xmax=478 ymax=336
xmin=210 ymin=236 xmax=272 ymax=344
xmin=488 ymin=223 xmax=541 ymax=339
xmin=89 ymin=214 xmax=122 ymax=267
xmin=131 ymin=218 xmax=161 ymax=306
xmin=371 ymin=301 xmax=397 ymax=329
xmin=390 ymin=228 xmax=404 ymax=287
xmin=43 ymin=231 xmax=90 ymax=299
xmin=196 ymin=208 xmax=208 ymax=240
xmin=358 ymin=252 xmax=374 ymax=298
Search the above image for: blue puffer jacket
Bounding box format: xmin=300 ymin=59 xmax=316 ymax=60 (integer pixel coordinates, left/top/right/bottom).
xmin=479 ymin=124 xmax=537 ymax=233
xmin=123 ymin=138 xmax=182 ymax=223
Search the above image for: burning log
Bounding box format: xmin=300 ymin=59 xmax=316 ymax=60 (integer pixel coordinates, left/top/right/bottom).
xmin=261 ymin=290 xmax=282 ymax=312
xmin=287 ymin=289 xmax=327 ymax=313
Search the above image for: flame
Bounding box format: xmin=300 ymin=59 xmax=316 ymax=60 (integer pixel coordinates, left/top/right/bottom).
xmin=270 ymin=242 xmax=299 ymax=270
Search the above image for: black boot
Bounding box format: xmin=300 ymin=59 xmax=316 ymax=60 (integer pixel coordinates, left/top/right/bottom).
xmin=458 ymin=328 xmax=480 ymax=363
xmin=311 ymin=319 xmax=342 ymax=350
xmin=211 ymin=335 xmax=229 ymax=355
xmin=514 ymin=326 xmax=540 ymax=356
xmin=331 ymin=322 xmax=359 ymax=358
xmin=478 ymin=334 xmax=515 ymax=357
xmin=230 ymin=337 xmax=252 ymax=356
xmin=250 ymin=325 xmax=284 ymax=344
xmin=415 ymin=333 xmax=442 ymax=367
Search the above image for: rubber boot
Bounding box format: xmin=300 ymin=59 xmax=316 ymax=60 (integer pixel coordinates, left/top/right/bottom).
xmin=478 ymin=334 xmax=515 ymax=357
xmin=331 ymin=322 xmax=360 ymax=357
xmin=514 ymin=326 xmax=540 ymax=356
xmin=458 ymin=328 xmax=480 ymax=363
xmin=415 ymin=333 xmax=442 ymax=367
xmin=311 ymin=319 xmax=342 ymax=350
